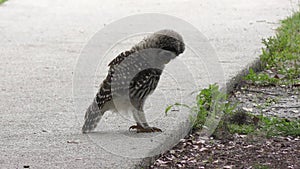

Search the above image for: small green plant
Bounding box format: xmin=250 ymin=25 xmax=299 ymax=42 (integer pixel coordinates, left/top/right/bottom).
xmin=259 ymin=116 xmax=300 ymax=137
xmin=191 ymin=84 xmax=238 ymax=131
xmin=245 ymin=68 xmax=279 ymax=86
xmin=165 ymin=102 xmax=190 ymax=116
xmin=228 ymin=113 xmax=300 ymax=137
xmin=228 ymin=124 xmax=255 ymax=135
xmin=165 ymin=84 xmax=237 ymax=131
xmin=253 ymin=164 xmax=270 ymax=169
xmin=227 ymin=113 xmax=300 ymax=137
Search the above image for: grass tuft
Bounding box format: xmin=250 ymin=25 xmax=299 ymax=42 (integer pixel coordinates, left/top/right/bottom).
xmin=245 ymin=12 xmax=300 ymax=86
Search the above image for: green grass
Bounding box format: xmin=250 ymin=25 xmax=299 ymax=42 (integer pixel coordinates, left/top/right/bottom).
xmin=228 ymin=113 xmax=300 ymax=137
xmin=228 ymin=124 xmax=255 ymax=135
xmin=253 ymin=164 xmax=270 ymax=169
xmin=259 ymin=116 xmax=300 ymax=137
xmin=245 ymin=12 xmax=300 ymax=86
xmin=166 ymin=84 xmax=236 ymax=131
xmin=0 ymin=0 xmax=7 ymax=4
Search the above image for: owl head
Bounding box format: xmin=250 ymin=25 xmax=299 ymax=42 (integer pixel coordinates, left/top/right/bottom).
xmin=152 ymin=29 xmax=185 ymax=56
xmin=132 ymin=29 xmax=185 ymax=56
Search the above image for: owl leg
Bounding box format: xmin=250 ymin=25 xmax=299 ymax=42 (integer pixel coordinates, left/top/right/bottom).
xmin=129 ymin=110 xmax=162 ymax=133
xmin=82 ymin=99 xmax=105 ymax=134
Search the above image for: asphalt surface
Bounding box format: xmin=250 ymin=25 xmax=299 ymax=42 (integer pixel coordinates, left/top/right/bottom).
xmin=0 ymin=0 xmax=298 ymax=168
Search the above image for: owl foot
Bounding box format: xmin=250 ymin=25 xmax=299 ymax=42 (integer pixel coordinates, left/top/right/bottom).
xmin=129 ymin=125 xmax=162 ymax=133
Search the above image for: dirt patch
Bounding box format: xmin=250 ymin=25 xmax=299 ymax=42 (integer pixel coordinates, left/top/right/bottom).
xmin=231 ymin=82 xmax=299 ymax=120
xmin=151 ymin=133 xmax=299 ymax=169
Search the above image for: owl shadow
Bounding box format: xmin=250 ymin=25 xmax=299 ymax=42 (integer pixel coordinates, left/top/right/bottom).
xmin=87 ymin=129 xmax=163 ymax=138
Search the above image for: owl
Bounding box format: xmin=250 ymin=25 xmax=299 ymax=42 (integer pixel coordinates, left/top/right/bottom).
xmin=82 ymin=29 xmax=185 ymax=133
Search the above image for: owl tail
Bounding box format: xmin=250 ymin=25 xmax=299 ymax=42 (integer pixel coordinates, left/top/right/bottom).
xmin=82 ymin=98 xmax=104 ymax=133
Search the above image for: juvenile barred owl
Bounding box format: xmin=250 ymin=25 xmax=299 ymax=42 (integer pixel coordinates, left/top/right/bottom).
xmin=82 ymin=29 xmax=185 ymax=133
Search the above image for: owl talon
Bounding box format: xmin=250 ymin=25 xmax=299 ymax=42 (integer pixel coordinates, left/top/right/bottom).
xmin=129 ymin=125 xmax=162 ymax=133
xmin=129 ymin=125 xmax=139 ymax=130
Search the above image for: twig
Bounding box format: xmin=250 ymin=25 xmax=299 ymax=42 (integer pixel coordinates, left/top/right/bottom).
xmin=270 ymin=105 xmax=300 ymax=109
xmin=243 ymin=89 xmax=282 ymax=96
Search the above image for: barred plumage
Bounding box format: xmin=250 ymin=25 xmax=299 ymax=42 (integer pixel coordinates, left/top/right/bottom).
xmin=82 ymin=29 xmax=185 ymax=133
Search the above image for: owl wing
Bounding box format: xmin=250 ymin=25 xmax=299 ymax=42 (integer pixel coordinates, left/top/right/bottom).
xmin=129 ymin=68 xmax=162 ymax=110
xmin=95 ymin=50 xmax=133 ymax=108
xmin=97 ymin=49 xmax=164 ymax=109
xmin=108 ymin=51 xmax=134 ymax=66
